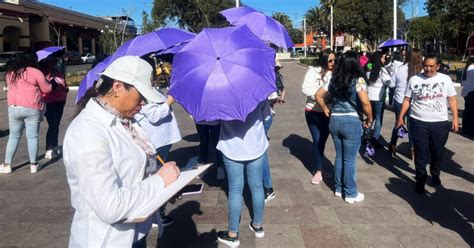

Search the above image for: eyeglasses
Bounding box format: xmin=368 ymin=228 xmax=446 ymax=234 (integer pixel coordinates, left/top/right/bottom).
xmin=328 ymin=59 xmax=335 ymax=63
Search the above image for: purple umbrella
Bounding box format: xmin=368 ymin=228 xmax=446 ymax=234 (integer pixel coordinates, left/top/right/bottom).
xmin=36 ymin=46 xmax=65 ymax=62
xmin=110 ymin=28 xmax=195 ymax=60
xmin=75 ymin=56 xmax=112 ymax=103
xmin=168 ymin=25 xmax=277 ymax=122
xmin=76 ymin=28 xmax=195 ymax=102
xmin=220 ymin=6 xmax=294 ymax=50
xmin=378 ymin=39 xmax=409 ymax=49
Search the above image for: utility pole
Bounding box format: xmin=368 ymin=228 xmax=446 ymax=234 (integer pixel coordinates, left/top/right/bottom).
xmin=304 ymin=17 xmax=307 ymax=58
xmin=393 ymin=0 xmax=397 ymax=40
xmin=330 ymin=4 xmax=334 ymax=50
xmin=236 ymin=0 xmax=239 ymax=7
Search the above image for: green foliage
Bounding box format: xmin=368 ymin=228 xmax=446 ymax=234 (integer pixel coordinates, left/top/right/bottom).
xmin=150 ymin=0 xmax=235 ymax=33
xmin=305 ymin=7 xmax=329 ymax=34
xmin=408 ymin=16 xmax=444 ymax=46
xmin=141 ymin=11 xmax=156 ymax=34
xmin=299 ymin=57 xmax=317 ymax=66
xmin=272 ymin=12 xmax=293 ymax=30
xmin=426 ymin=0 xmax=474 ymax=36
xmin=289 ymin=28 xmax=304 ymax=44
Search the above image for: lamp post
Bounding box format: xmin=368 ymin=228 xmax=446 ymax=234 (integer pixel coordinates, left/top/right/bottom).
xmin=330 ymin=3 xmax=334 ymax=51
xmin=393 ymin=0 xmax=397 ymax=40
xmin=236 ymin=0 xmax=239 ymax=7
xmin=304 ymin=17 xmax=307 ymax=58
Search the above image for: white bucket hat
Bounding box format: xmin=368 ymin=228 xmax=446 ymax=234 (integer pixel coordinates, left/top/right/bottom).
xmin=101 ymin=56 xmax=165 ymax=103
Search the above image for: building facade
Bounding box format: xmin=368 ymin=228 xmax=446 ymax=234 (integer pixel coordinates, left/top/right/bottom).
xmin=0 ymin=0 xmax=136 ymax=53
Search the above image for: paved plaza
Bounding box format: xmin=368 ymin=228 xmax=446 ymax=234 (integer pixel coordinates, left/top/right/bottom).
xmin=0 ymin=61 xmax=473 ymax=247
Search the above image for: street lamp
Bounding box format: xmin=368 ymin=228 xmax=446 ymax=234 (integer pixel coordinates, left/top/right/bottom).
xmin=236 ymin=0 xmax=239 ymax=7
xmin=393 ymin=0 xmax=397 ymax=40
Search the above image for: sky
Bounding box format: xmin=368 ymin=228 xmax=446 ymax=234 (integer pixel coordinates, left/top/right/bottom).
xmin=39 ymin=0 xmax=428 ymax=32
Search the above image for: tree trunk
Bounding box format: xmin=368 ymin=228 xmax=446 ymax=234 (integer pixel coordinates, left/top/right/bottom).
xmin=462 ymin=33 xmax=473 ymax=61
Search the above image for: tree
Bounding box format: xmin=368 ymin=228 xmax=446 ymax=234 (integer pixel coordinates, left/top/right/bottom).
xmin=141 ymin=11 xmax=156 ymax=34
xmin=272 ymin=12 xmax=293 ymax=30
xmin=305 ymin=7 xmax=329 ymax=34
xmin=150 ymin=0 xmax=234 ymax=33
xmin=289 ymin=28 xmax=304 ymax=44
xmin=426 ymin=0 xmax=474 ymax=58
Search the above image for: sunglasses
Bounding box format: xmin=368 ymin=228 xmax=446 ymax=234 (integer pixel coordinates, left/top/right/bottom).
xmin=328 ymin=59 xmax=335 ymax=63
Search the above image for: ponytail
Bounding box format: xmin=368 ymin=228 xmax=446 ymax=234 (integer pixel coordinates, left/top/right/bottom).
xmin=72 ymin=75 xmax=115 ymax=119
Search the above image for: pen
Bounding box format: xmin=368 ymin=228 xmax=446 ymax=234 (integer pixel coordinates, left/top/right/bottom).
xmin=156 ymin=155 xmax=166 ymax=166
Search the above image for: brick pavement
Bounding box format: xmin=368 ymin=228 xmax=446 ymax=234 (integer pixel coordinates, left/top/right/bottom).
xmin=0 ymin=61 xmax=473 ymax=247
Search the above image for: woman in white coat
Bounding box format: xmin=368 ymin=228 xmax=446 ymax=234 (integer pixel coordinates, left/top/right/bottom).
xmin=63 ymin=56 xmax=180 ymax=247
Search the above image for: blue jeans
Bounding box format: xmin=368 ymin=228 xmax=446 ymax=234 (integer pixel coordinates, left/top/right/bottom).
xmin=262 ymin=113 xmax=273 ymax=189
xmin=305 ymin=111 xmax=330 ymax=173
xmin=223 ymin=154 xmax=265 ymax=233
xmin=409 ymin=118 xmax=450 ymax=182
xmin=370 ymin=100 xmax=385 ymax=139
xmin=4 ymin=106 xmax=42 ymax=164
xmin=329 ymin=116 xmax=362 ymax=198
xmin=389 ymin=101 xmax=413 ymax=148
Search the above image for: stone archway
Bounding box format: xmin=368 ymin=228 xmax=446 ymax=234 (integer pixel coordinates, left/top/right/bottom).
xmin=3 ymin=26 xmax=22 ymax=51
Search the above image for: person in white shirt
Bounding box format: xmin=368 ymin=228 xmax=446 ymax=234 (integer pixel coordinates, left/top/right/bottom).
xmin=367 ymin=52 xmax=392 ymax=148
xmin=388 ymin=49 xmax=423 ymax=157
xmin=301 ymin=50 xmax=335 ymax=185
xmin=63 ymin=56 xmax=180 ymax=247
xmin=461 ymin=56 xmax=474 ymax=137
xmin=216 ymin=100 xmax=271 ymax=247
xmin=396 ymin=54 xmax=458 ymax=194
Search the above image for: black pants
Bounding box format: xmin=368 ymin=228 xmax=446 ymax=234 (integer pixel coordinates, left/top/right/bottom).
xmin=195 ymin=123 xmax=223 ymax=166
xmin=463 ymin=92 xmax=474 ymax=137
xmin=44 ymin=101 xmax=66 ymax=150
xmin=410 ymin=118 xmax=450 ymax=182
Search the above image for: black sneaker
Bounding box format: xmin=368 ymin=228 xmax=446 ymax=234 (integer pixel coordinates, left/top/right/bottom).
xmin=264 ymin=187 xmax=276 ymax=203
xmin=217 ymin=231 xmax=240 ymax=247
xmin=432 ymin=175 xmax=442 ymax=186
xmin=249 ymin=222 xmax=265 ymax=238
xmin=415 ymin=180 xmax=426 ymax=194
xmin=161 ymin=216 xmax=174 ymax=227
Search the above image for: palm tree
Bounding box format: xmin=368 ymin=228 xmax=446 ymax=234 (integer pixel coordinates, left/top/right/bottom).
xmin=272 ymin=12 xmax=293 ymax=30
xmin=305 ymin=7 xmax=329 ymax=34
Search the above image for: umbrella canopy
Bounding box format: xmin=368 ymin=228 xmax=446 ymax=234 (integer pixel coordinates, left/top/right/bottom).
xmin=220 ymin=6 xmax=294 ymax=50
xmin=36 ymin=46 xmax=65 ymax=62
xmin=168 ymin=25 xmax=277 ymax=122
xmin=110 ymin=28 xmax=195 ymax=60
xmin=378 ymin=39 xmax=408 ymax=49
xmin=75 ymin=56 xmax=112 ymax=103
xmin=76 ymin=28 xmax=195 ymax=102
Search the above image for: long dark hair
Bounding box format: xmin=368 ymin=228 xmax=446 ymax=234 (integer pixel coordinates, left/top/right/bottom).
xmin=406 ymin=48 xmax=423 ymax=82
xmin=463 ymin=56 xmax=474 ymax=81
xmin=329 ymin=51 xmax=366 ymax=99
xmin=368 ymin=51 xmax=384 ymax=85
xmin=314 ymin=49 xmax=334 ymax=79
xmin=5 ymin=51 xmax=38 ymax=85
xmin=72 ymin=75 xmax=133 ymax=119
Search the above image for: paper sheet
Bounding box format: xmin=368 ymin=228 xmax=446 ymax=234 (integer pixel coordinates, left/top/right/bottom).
xmin=123 ymin=162 xmax=211 ymax=223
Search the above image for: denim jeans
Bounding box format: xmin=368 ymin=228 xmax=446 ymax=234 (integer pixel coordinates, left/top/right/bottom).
xmin=223 ymin=153 xmax=265 ymax=233
xmin=261 ymin=150 xmax=272 ymax=188
xmin=370 ymin=100 xmax=385 ymax=139
xmin=195 ymin=124 xmax=223 ymax=167
xmin=4 ymin=106 xmax=42 ymax=164
xmin=463 ymin=92 xmax=474 ymax=136
xmin=263 ymin=112 xmax=273 ymax=136
xmin=44 ymin=101 xmax=66 ymax=150
xmin=329 ymin=115 xmax=362 ymax=198
xmin=389 ymin=101 xmax=413 ymax=148
xmin=409 ymin=118 xmax=450 ymax=182
xmin=305 ymin=111 xmax=330 ymax=173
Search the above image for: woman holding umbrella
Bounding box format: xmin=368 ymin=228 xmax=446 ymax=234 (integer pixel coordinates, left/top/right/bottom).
xmin=0 ymin=51 xmax=51 ymax=174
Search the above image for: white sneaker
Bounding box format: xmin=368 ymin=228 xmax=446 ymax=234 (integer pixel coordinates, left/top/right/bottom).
xmin=0 ymin=163 xmax=12 ymax=174
xmin=334 ymin=191 xmax=342 ymax=198
xmin=45 ymin=149 xmax=53 ymax=159
xmin=30 ymin=163 xmax=40 ymax=174
xmin=216 ymin=167 xmax=225 ymax=180
xmin=344 ymin=192 xmax=365 ymax=204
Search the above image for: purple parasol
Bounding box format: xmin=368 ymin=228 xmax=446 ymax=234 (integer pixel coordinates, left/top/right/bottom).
xmin=220 ymin=6 xmax=294 ymax=50
xmin=378 ymin=39 xmax=409 ymax=49
xmin=168 ymin=25 xmax=277 ymax=122
xmin=110 ymin=28 xmax=195 ymax=60
xmin=75 ymin=56 xmax=112 ymax=103
xmin=76 ymin=28 xmax=195 ymax=102
xmin=36 ymin=46 xmax=65 ymax=62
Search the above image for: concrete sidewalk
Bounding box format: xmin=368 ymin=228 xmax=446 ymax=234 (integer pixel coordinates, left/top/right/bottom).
xmin=0 ymin=61 xmax=473 ymax=247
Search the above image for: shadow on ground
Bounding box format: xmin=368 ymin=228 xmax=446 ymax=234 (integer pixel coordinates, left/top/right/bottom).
xmin=157 ymin=201 xmax=218 ymax=248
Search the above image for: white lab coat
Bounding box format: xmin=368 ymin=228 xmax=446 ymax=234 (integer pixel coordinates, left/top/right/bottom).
xmin=63 ymin=100 xmax=165 ymax=248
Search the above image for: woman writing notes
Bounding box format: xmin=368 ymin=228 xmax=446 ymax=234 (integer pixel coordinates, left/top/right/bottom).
xmin=63 ymin=56 xmax=179 ymax=247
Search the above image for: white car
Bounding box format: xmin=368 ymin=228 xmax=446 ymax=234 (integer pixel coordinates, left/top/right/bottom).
xmin=81 ymin=53 xmax=96 ymax=63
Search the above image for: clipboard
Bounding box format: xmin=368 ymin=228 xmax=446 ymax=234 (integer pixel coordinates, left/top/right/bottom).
xmin=123 ymin=162 xmax=212 ymax=223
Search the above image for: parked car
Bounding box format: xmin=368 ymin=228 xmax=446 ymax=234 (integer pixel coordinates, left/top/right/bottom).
xmin=64 ymin=51 xmax=82 ymax=65
xmin=0 ymin=51 xmax=22 ymax=71
xmin=81 ymin=53 xmax=96 ymax=63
